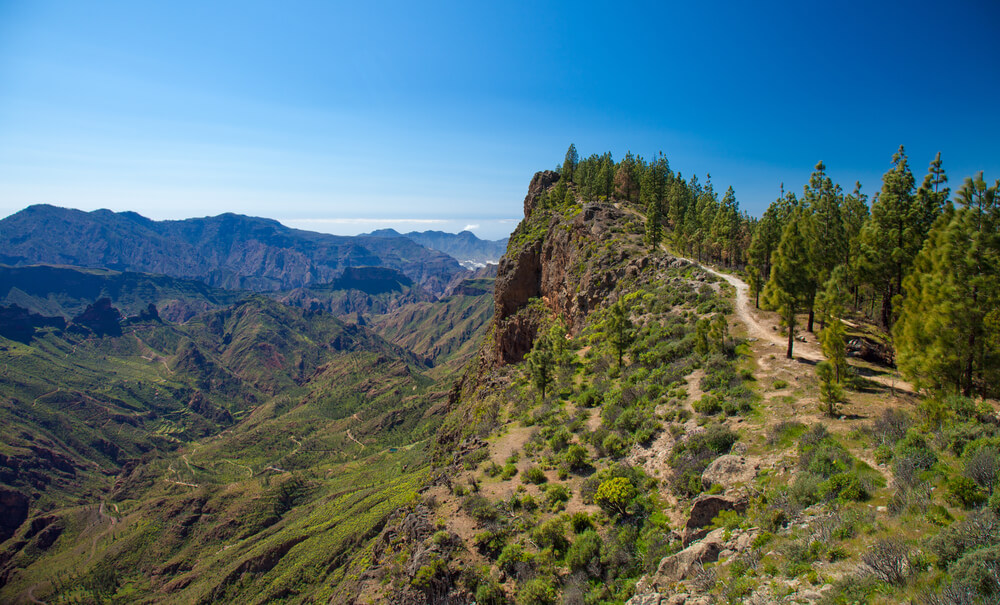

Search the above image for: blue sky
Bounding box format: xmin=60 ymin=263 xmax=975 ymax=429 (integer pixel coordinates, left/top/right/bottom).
xmin=1 ymin=1 xmax=998 ymax=240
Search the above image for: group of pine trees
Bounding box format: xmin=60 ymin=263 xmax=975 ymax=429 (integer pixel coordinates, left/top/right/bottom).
xmin=552 ymin=144 xmax=999 ymax=399
xmin=554 ymin=144 xmax=752 ymax=267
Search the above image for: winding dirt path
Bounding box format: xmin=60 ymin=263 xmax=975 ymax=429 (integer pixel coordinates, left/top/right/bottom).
xmin=345 ymin=430 xmax=365 ymax=450
xmin=678 ymin=255 xmax=913 ymax=394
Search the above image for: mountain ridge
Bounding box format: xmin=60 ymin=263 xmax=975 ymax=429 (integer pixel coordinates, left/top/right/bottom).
xmin=366 ymin=227 xmax=508 ymax=265
xmin=0 ymin=205 xmax=468 ymax=294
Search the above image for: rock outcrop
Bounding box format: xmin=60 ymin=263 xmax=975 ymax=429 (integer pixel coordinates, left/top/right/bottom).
xmin=0 ymin=488 xmax=29 ymax=543
xmin=489 ymin=173 xmax=634 ymax=367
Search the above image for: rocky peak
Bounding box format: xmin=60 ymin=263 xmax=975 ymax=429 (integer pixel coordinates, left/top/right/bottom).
xmin=488 ymin=194 xmax=634 ymax=367
xmin=522 ymin=170 xmax=561 ymax=217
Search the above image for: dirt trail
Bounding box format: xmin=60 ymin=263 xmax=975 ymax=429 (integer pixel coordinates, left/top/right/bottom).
xmin=679 ymin=255 xmax=912 ymax=394
xmin=346 ymin=430 xmax=365 ymax=450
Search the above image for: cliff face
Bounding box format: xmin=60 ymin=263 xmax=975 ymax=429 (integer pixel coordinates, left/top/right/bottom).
xmin=487 ymin=172 xmax=640 ymax=367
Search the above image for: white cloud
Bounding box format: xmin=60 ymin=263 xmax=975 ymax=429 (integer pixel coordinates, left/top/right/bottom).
xmin=462 ymin=224 xmax=480 ymax=231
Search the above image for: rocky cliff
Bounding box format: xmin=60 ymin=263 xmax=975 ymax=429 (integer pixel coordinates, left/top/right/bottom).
xmin=487 ymin=171 xmax=645 ymax=368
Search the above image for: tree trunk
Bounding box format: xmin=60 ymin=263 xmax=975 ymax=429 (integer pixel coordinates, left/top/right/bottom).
xmin=807 ymin=307 xmax=815 ymax=333
xmin=880 ymin=290 xmax=893 ymax=330
xmin=786 ymin=307 xmax=795 ymax=359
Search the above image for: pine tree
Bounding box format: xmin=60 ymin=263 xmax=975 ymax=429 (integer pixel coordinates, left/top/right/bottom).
xmin=859 ymin=146 xmax=918 ymax=328
xmin=763 ymin=208 xmax=816 ymax=358
xmin=842 ymin=182 xmax=870 ymax=307
xmin=562 ymin=144 xmax=579 ymax=182
xmin=710 ymin=186 xmax=740 ymax=267
xmin=613 ymin=152 xmax=640 ymax=202
xmin=607 ymin=299 xmax=635 ymax=369
xmin=747 ymin=187 xmax=796 ymax=307
xmin=894 ymin=173 xmax=1000 ymax=397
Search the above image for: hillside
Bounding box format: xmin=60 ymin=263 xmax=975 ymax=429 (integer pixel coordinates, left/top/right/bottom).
xmin=0 ymin=295 xmax=449 ymax=603
xmin=0 ymin=264 xmax=248 ymax=323
xmin=369 ymin=276 xmax=495 ymax=373
xmin=346 ymin=167 xmax=998 ymax=605
xmin=0 ymin=205 xmax=468 ymax=294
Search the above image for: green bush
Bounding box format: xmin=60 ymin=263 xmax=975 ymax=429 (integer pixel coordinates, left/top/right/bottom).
xmin=821 ymin=472 xmax=870 ymax=502
xmin=532 ymin=518 xmax=569 ymax=556
xmin=873 ymin=444 xmax=893 ymax=465
xmin=947 ymin=476 xmax=988 ymax=508
xmin=523 ymin=465 xmax=547 ymax=484
xmin=596 ymin=477 xmax=635 ymax=516
xmin=497 ymin=543 xmax=531 ymax=574
xmin=602 ymin=433 xmax=627 ymax=458
xmin=518 ymin=577 xmax=557 ymax=605
xmin=566 ymin=530 xmax=602 ymax=572
xmin=475 ymin=579 xmax=507 ymax=605
xmin=951 ymin=544 xmax=1000 ymax=598
xmin=693 ymin=394 xmax=722 ymax=415
xmin=570 ymin=512 xmax=593 ymax=533
xmin=463 ymin=494 xmax=499 ymax=522
xmin=564 ymin=444 xmax=589 ymax=470
xmin=545 ymin=483 xmax=571 ymax=508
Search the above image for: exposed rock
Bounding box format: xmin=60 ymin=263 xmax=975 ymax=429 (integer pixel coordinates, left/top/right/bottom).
xmin=701 ymin=455 xmax=757 ymax=491
xmin=0 ymin=488 xmax=29 ymax=543
xmin=523 ymin=170 xmax=561 ymax=217
xmin=637 ymin=529 xmax=725 ymax=589
xmin=686 ymin=494 xmax=745 ymax=531
xmin=70 ymin=297 xmax=123 ymax=336
xmin=683 ymin=494 xmax=747 ymax=544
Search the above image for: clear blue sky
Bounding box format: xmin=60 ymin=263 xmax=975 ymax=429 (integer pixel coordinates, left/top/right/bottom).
xmin=1 ymin=1 xmax=997 ymax=240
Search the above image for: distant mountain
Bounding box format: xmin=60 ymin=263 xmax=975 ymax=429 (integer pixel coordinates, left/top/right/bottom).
xmin=0 ymin=205 xmax=467 ymax=294
xmin=367 ymin=228 xmax=508 ymax=266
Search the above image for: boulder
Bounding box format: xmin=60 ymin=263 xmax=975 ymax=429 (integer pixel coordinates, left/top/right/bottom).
xmin=701 ymin=455 xmax=757 ymax=491
xmin=651 ymin=529 xmax=725 ymax=584
xmin=685 ymin=494 xmax=745 ymax=531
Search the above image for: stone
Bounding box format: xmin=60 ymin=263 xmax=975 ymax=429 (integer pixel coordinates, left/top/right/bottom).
xmin=685 ymin=494 xmax=745 ymax=531
xmin=701 ymin=455 xmax=756 ymax=491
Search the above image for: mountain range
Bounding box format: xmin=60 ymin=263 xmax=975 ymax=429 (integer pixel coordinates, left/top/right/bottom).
xmin=366 ymin=228 xmax=508 ymax=266
xmin=0 ymin=205 xmax=469 ymax=294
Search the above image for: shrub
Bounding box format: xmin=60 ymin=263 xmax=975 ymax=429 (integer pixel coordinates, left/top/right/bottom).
xmin=822 ymin=472 xmax=870 ymax=502
xmin=950 ymin=544 xmax=1000 ymax=598
xmin=772 ymin=379 xmax=789 ymax=389
xmin=570 ymin=512 xmax=593 ymax=533
xmin=532 ymin=518 xmax=569 ymax=556
xmin=871 ymin=408 xmax=912 ymax=446
xmin=693 ymin=394 xmax=722 ymax=415
xmin=596 ymin=477 xmax=635 ymax=516
xmin=463 ymin=494 xmax=499 ymax=523
xmin=602 ymin=433 xmax=627 ymax=458
xmin=544 ymin=483 xmax=570 ymax=508
xmin=873 ymin=444 xmax=893 ymax=465
xmin=894 ymin=432 xmax=938 ymax=471
xmin=564 ymin=444 xmax=589 ymax=471
xmin=523 ymin=465 xmax=547 ymax=485
xmin=862 ymin=538 xmax=911 ymax=586
xmin=475 ymin=580 xmax=507 ymax=605
xmin=548 ymin=427 xmax=572 ymax=452
xmin=518 ymin=578 xmax=557 ymax=605
xmin=501 ymin=463 xmax=518 ymax=480
xmin=948 ymin=476 xmax=988 ymax=509
xmin=965 ymin=446 xmax=1000 ymax=493
xmin=497 ymin=543 xmax=531 ymax=574
xmin=566 ymin=530 xmax=602 ymax=572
